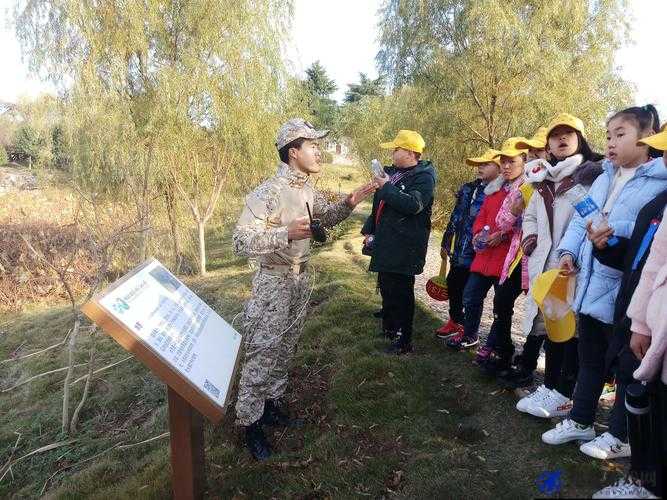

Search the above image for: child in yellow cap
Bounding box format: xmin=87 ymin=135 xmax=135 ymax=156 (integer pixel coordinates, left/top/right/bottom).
xmin=543 ymin=105 xmax=667 ymax=455
xmin=364 ymin=130 xmax=436 ymax=355
xmin=501 ymin=113 xmax=605 ymax=419
xmin=436 ymin=149 xmax=501 ymax=339
xmin=516 ymin=127 xmax=549 ymax=162
xmin=447 ymin=138 xmax=527 ymax=367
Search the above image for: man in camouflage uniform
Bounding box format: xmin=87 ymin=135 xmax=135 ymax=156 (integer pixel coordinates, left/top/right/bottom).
xmin=233 ymin=118 xmax=375 ymax=459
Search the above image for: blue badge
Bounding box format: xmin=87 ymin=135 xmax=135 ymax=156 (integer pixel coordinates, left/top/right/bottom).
xmin=574 ymin=197 xmax=598 ymax=218
xmin=632 ymin=218 xmax=662 ymax=271
xmin=536 ymin=470 xmax=562 ymax=496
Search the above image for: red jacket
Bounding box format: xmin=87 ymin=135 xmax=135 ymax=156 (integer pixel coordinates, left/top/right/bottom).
xmin=470 ymin=181 xmax=511 ymax=278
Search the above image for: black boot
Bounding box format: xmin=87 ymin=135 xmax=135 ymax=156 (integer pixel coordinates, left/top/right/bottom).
xmin=244 ymin=421 xmax=271 ymax=460
xmin=498 ymin=366 xmax=534 ymax=389
xmin=380 ymin=329 xmax=398 ymax=340
xmin=261 ymin=400 xmax=304 ymax=428
xmin=479 ymin=354 xmax=511 ymax=378
xmin=384 ymin=336 xmax=413 ymax=355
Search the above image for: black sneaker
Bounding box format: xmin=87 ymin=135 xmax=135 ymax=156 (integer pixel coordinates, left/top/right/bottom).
xmin=498 ymin=366 xmax=534 ymax=389
xmin=479 ymin=355 xmax=511 ymax=378
xmin=244 ymin=421 xmax=271 ymax=460
xmin=384 ymin=338 xmax=413 ymax=355
xmin=447 ymin=334 xmax=479 ymax=350
xmin=261 ymin=400 xmax=304 ymax=428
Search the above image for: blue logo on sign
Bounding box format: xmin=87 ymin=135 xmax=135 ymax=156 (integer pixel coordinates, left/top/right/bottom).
xmin=112 ymin=298 xmax=130 ymax=314
xmin=536 ymin=470 xmax=562 ymax=496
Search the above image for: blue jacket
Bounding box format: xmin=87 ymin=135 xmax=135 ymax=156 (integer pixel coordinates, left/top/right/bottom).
xmin=441 ymin=179 xmax=486 ymax=268
xmin=558 ymin=157 xmax=667 ymax=324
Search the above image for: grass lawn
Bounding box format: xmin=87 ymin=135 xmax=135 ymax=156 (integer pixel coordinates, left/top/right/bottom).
xmin=0 ymin=164 xmax=620 ymax=498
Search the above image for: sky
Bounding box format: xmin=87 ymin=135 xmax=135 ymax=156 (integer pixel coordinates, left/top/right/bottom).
xmin=1 ymin=0 xmax=665 ymax=114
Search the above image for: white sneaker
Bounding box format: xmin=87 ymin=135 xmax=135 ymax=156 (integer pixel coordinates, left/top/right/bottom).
xmin=580 ymin=432 xmax=631 ymax=460
xmin=542 ymin=418 xmax=595 ymax=445
xmin=531 ymin=389 xmax=572 ymax=418
xmin=592 ymin=478 xmax=657 ymax=498
xmin=516 ymin=385 xmax=549 ymax=413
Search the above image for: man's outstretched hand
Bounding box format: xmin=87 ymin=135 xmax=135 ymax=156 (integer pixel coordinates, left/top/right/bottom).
xmin=346 ymin=182 xmax=377 ymax=208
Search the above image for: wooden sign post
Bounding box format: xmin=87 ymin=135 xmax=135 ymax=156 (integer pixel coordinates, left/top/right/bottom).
xmin=82 ymin=259 xmax=241 ymax=499
xmin=168 ymin=388 xmax=205 ymax=499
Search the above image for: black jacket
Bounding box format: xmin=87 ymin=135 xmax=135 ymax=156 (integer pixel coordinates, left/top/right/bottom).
xmin=594 ymin=189 xmax=667 ymax=368
xmin=361 ymin=160 xmax=437 ymax=275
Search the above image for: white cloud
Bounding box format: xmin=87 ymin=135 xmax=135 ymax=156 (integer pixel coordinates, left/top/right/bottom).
xmin=0 ymin=3 xmax=55 ymax=102
xmin=2 ymin=0 xmax=664 ymax=123
xmin=288 ymin=0 xmax=381 ymax=102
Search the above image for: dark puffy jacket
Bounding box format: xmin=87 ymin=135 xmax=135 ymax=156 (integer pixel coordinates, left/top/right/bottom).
xmin=361 ymin=160 xmax=437 ymax=275
xmin=608 ymin=190 xmax=667 ymax=323
xmin=441 ymin=178 xmax=487 ymax=268
xmin=594 ymin=190 xmax=667 ymax=367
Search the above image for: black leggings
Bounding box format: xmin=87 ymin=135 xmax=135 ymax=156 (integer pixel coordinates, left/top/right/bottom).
xmin=544 ymin=337 xmax=579 ymax=399
xmin=378 ymin=272 xmax=416 ymax=344
xmin=487 ymin=265 xmax=523 ymax=360
xmin=517 ymin=334 xmax=545 ymax=372
xmin=570 ymin=314 xmax=614 ymax=426
xmin=445 ymin=265 xmax=470 ymax=324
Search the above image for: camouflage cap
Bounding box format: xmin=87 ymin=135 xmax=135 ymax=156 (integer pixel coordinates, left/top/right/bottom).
xmin=276 ymin=118 xmax=329 ymax=150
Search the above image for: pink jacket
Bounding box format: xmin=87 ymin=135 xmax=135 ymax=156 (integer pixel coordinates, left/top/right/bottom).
xmin=496 ymin=177 xmax=528 ymax=288
xmin=628 ymin=218 xmax=667 ymax=384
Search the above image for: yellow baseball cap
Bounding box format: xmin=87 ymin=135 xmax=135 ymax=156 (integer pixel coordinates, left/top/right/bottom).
xmin=380 ymin=130 xmax=426 ymax=154
xmin=545 ymin=113 xmax=585 ymax=138
xmin=531 ymin=269 xmax=576 ymax=343
xmin=495 ymin=137 xmax=529 ymax=158
xmin=639 ymin=123 xmax=667 ymax=151
xmin=516 ymin=127 xmax=548 ymax=150
xmin=465 ymin=148 xmax=502 ymax=166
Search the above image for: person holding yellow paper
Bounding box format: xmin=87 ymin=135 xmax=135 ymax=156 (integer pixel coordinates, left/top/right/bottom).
xmin=501 ymin=113 xmax=604 ymax=422
xmin=544 ymin=105 xmax=667 ymax=449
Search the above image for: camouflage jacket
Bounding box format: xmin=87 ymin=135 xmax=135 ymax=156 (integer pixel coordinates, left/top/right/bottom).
xmin=233 ymin=162 xmax=352 ymax=266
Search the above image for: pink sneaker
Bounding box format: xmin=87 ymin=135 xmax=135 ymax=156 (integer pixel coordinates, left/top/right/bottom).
xmin=475 ymin=345 xmax=494 ymax=363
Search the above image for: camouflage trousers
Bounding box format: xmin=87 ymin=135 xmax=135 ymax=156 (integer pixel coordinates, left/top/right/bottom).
xmin=235 ymin=269 xmax=311 ymax=426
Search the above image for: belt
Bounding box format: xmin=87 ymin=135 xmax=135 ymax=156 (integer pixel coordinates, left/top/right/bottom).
xmin=259 ymin=262 xmax=308 ymax=275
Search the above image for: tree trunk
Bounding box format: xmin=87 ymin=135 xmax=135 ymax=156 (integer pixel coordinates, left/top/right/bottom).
xmin=62 ymin=315 xmax=80 ymax=434
xmin=197 ymin=220 xmax=206 ymax=276
xmin=139 ymin=205 xmax=151 ymax=261
xmin=164 ymin=187 xmax=182 ymax=274
xmin=69 ymin=329 xmax=97 ymax=434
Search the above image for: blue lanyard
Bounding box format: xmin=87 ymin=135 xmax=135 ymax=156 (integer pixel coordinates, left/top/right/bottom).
xmin=632 ymin=218 xmax=662 ymax=271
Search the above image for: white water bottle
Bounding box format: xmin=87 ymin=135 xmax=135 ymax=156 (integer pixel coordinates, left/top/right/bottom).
xmin=371 ymin=159 xmax=387 ymax=179
xmin=566 ymin=185 xmax=618 ymax=246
